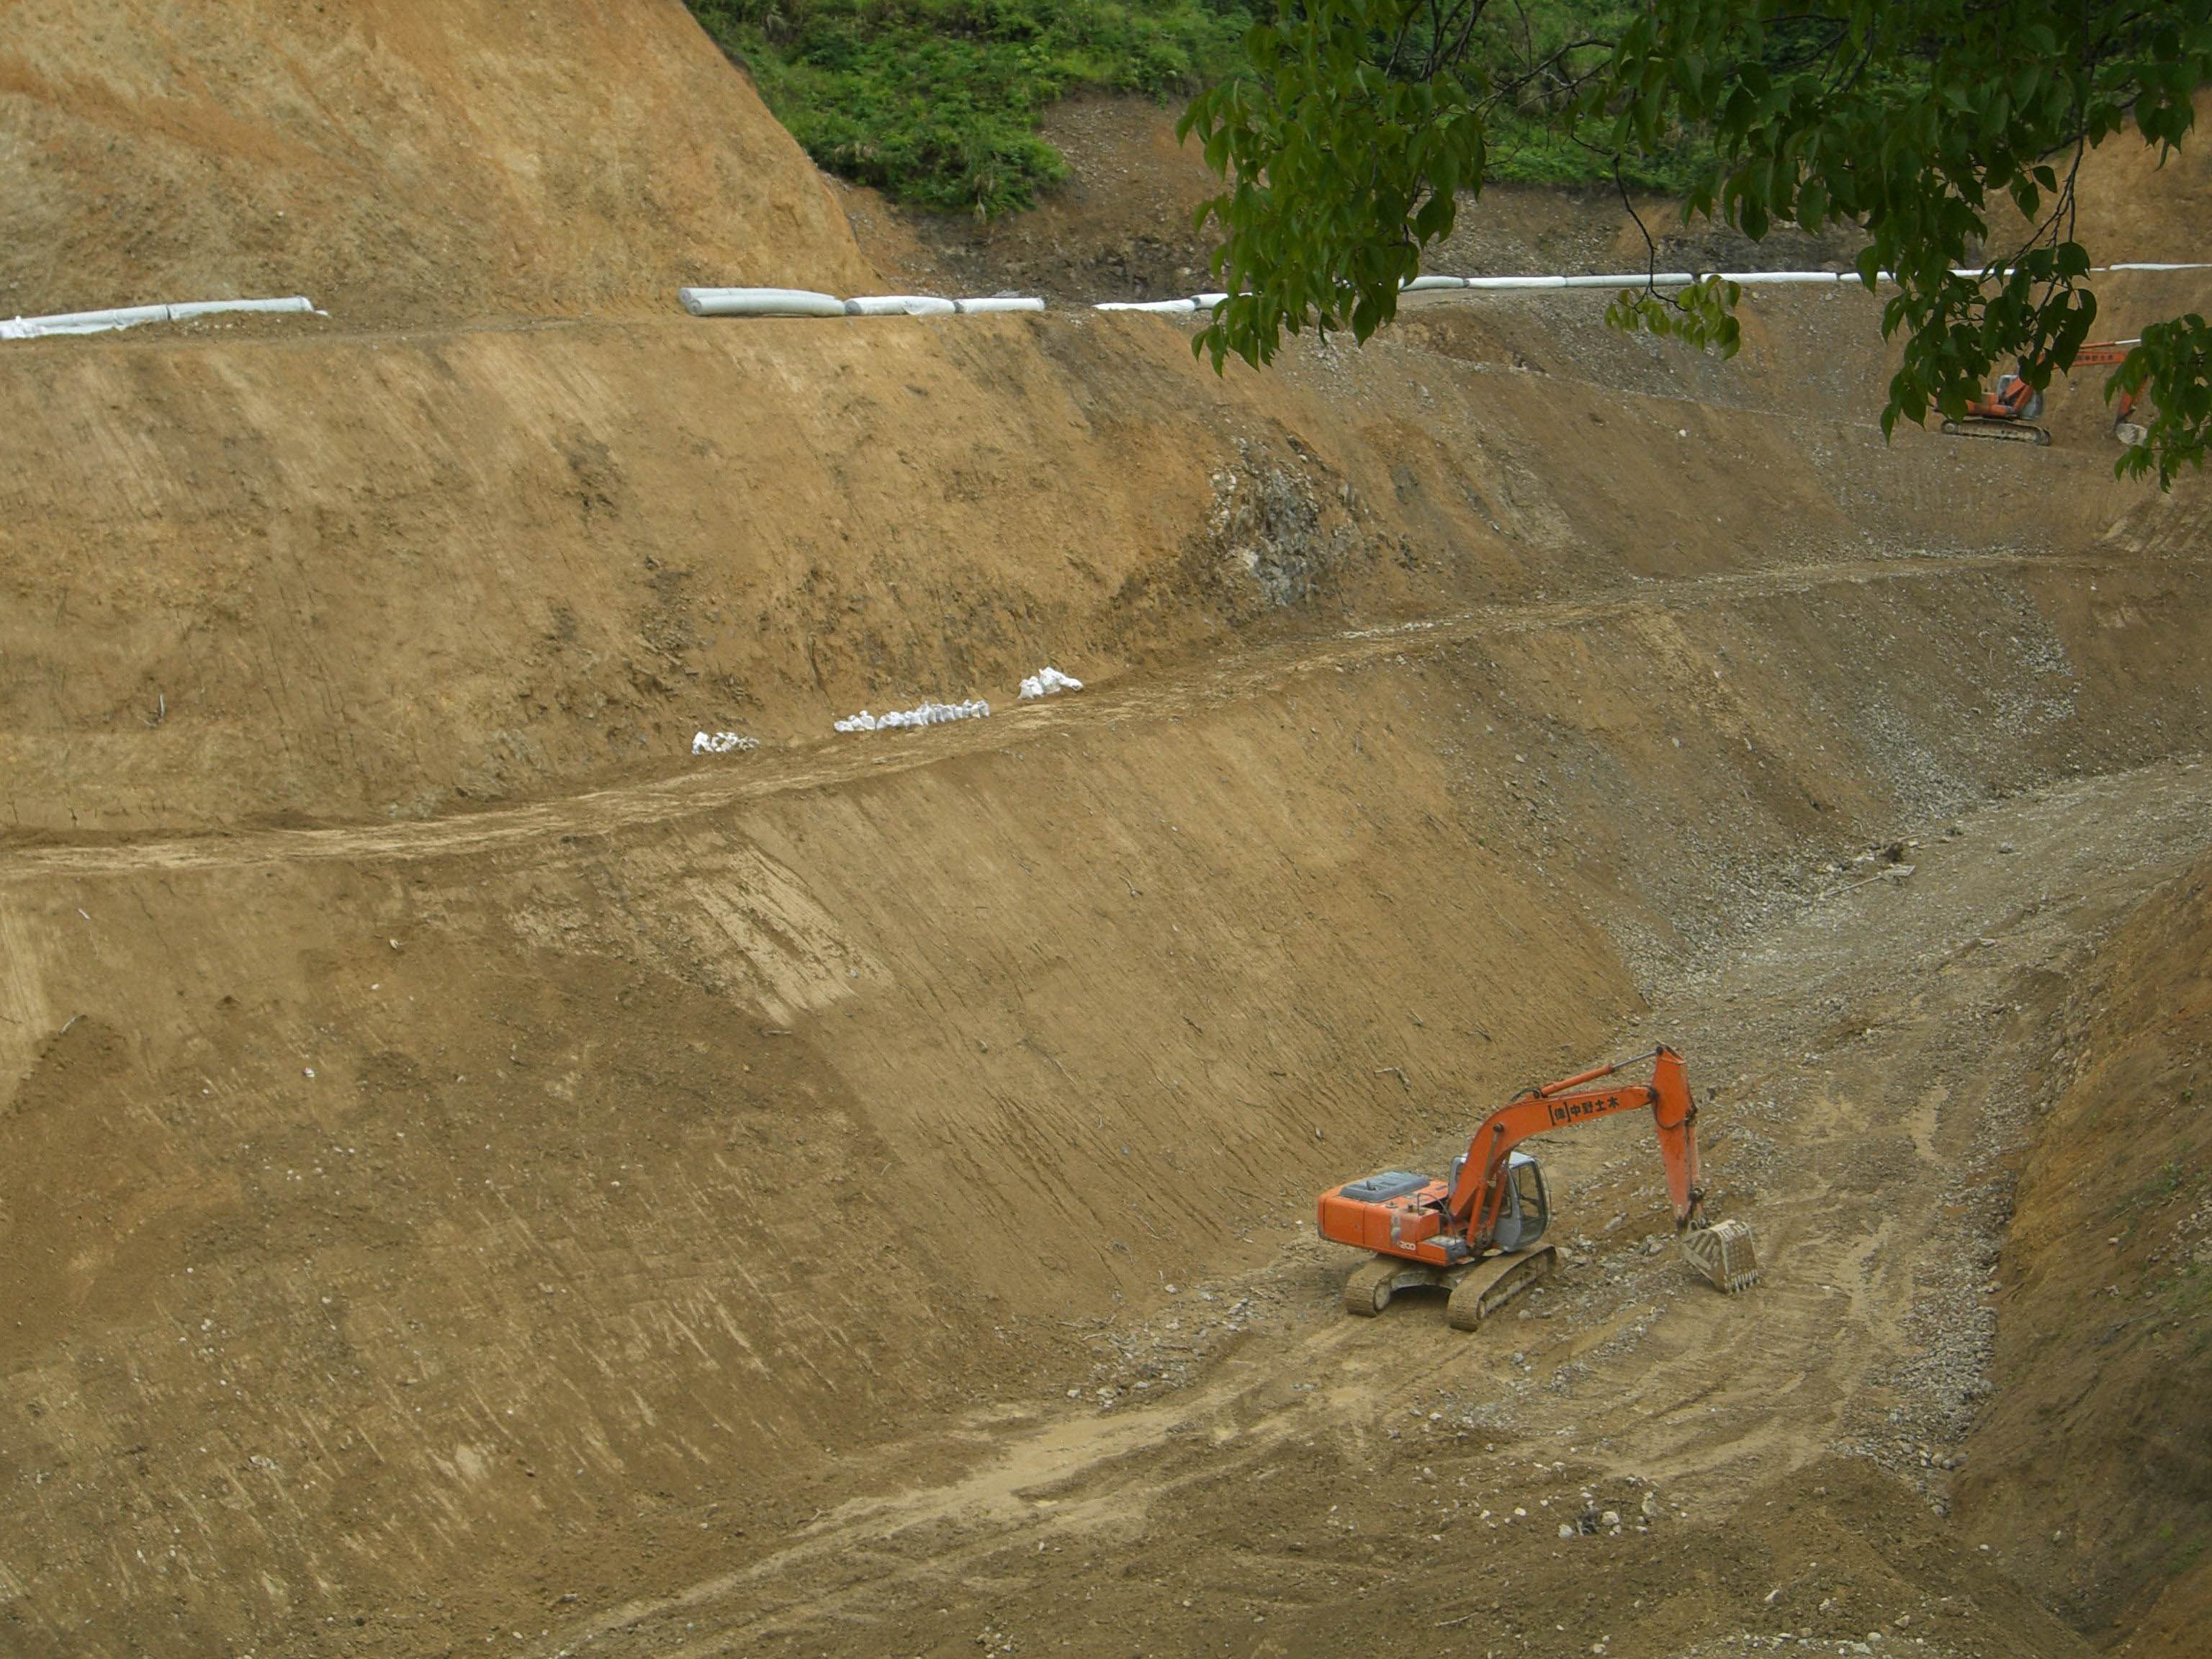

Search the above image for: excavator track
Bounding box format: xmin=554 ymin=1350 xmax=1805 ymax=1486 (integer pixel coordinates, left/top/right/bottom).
xmin=1342 ymin=1246 xmax=1560 ymax=1325
xmin=1445 ymin=1245 xmax=1557 ymax=1329
xmin=1343 ymin=1255 xmax=1443 ymax=1316
xmin=1941 ymin=417 xmax=2051 ymax=446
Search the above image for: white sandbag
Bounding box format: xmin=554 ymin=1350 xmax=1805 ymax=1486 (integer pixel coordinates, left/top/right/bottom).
xmin=691 ymin=732 xmax=758 ymax=755
xmin=680 ymin=287 xmax=847 ymax=318
xmin=1018 ymin=667 xmax=1083 ymax=700
xmin=834 ymin=698 xmax=991 ymax=734
xmin=1095 ymin=298 xmax=1198 ymax=314
xmin=844 ymin=295 xmax=960 ymax=316
xmin=956 ymin=297 xmax=1046 ymax=313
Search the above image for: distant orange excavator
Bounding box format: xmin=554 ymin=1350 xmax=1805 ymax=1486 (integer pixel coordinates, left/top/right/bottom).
xmin=1318 ymin=1045 xmax=1759 ymax=1327
xmin=1943 ymin=339 xmax=2148 ymax=446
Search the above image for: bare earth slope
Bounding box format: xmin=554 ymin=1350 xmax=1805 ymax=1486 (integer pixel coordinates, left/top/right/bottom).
xmin=1957 ymin=847 xmax=2212 ymax=1654
xmin=0 ymin=0 xmax=871 ymax=324
xmin=3 ymin=13 xmax=2212 ymax=1659
xmin=6 ymin=272 xmax=2208 ymax=838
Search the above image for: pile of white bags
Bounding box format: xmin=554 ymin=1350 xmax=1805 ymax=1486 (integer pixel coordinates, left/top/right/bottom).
xmin=833 ymin=698 xmax=991 ymax=733
xmin=691 ymin=731 xmax=759 ymax=754
xmin=1018 ymin=667 xmax=1084 ymax=699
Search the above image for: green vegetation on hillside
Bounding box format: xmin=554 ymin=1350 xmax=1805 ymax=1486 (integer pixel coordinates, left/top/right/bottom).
xmin=1470 ymin=1 xmax=1711 ymax=189
xmin=686 ymin=0 xmax=1677 ymax=217
xmin=686 ymin=0 xmax=1256 ymax=215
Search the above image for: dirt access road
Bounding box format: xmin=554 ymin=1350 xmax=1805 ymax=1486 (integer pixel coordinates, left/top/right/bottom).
xmin=0 ymin=545 xmax=2103 ymax=884
xmin=505 ymin=759 xmax=2210 ymax=1659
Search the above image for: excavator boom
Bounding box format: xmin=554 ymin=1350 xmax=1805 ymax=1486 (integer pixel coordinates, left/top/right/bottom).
xmin=1444 ymin=1046 xmax=1702 ymax=1248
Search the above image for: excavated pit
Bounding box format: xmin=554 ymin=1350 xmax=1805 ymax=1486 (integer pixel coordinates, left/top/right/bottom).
xmin=2 ymin=10 xmax=2210 ymax=1658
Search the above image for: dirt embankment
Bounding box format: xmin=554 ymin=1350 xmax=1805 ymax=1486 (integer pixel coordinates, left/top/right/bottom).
xmin=3 ymin=481 xmax=2211 ymax=1658
xmin=6 ymin=271 xmax=2206 ymax=839
xmin=1956 ymin=846 xmax=2212 ymax=1653
xmin=1983 ymin=93 xmax=2212 ymax=270
xmin=0 ymin=0 xmax=872 ymax=325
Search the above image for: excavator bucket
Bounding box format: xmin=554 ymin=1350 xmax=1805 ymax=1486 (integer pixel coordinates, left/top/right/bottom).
xmin=1679 ymin=1218 xmax=1761 ymax=1293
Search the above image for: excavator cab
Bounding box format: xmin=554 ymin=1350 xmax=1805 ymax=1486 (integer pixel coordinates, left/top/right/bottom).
xmin=1493 ymin=1152 xmax=1550 ymax=1252
xmin=1442 ymin=1149 xmax=1549 ymax=1250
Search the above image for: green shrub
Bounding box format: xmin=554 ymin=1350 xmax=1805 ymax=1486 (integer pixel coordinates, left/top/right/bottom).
xmin=685 ymin=0 xmax=1704 ymax=216
xmin=688 ymin=0 xmax=1254 ymax=215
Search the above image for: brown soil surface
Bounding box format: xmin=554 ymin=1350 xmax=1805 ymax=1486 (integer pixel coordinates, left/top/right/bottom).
xmin=10 ymin=270 xmax=2206 ymax=837
xmin=4 ymin=17 xmax=2212 ymax=1659
xmin=2015 ymin=94 xmax=2212 ymax=271
xmin=0 ymin=0 xmax=873 ymax=325
xmin=1955 ymin=845 xmax=2212 ymax=1655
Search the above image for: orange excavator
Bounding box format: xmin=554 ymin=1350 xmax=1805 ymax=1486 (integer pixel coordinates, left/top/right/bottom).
xmin=1318 ymin=1045 xmax=1759 ymax=1327
xmin=1943 ymin=339 xmax=2146 ymax=446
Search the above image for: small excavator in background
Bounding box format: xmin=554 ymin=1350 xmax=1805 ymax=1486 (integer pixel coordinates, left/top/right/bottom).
xmin=1318 ymin=1045 xmax=1759 ymax=1328
xmin=1943 ymin=339 xmax=2146 ymax=447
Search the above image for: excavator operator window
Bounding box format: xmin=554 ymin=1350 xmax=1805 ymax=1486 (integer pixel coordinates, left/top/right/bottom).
xmin=1511 ymin=1157 xmax=1549 ymax=1246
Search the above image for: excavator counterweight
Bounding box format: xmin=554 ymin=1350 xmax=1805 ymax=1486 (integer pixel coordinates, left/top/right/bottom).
xmin=1318 ymin=1045 xmax=1760 ymax=1326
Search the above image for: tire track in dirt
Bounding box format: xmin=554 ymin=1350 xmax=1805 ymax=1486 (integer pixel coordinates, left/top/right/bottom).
xmin=526 ymin=759 xmax=2212 ymax=1659
xmin=541 ymin=1323 xmax=1380 ymax=1658
xmin=0 ymin=550 xmax=2111 ymax=885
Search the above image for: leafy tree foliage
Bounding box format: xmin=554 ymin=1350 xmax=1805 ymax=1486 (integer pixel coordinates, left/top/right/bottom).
xmin=1180 ymin=0 xmax=2212 ymax=484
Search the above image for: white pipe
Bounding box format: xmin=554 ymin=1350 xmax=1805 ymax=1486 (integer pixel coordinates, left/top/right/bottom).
xmin=844 ymin=295 xmax=959 ymax=316
xmin=1 ymin=295 xmax=317 ymax=340
xmin=1450 ymin=270 xmax=1841 ymax=290
xmin=27 ymin=304 xmax=171 ymax=334
xmin=166 ymin=297 xmax=317 ymax=321
xmin=679 ymin=286 xmax=846 ymax=318
xmin=678 ymin=255 xmax=2203 ymax=331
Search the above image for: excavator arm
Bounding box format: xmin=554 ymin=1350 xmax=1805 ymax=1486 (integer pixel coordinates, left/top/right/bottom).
xmin=1443 ymin=1045 xmax=1704 ymax=1251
